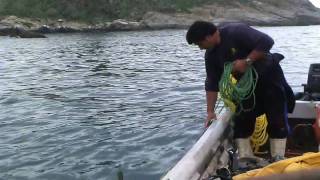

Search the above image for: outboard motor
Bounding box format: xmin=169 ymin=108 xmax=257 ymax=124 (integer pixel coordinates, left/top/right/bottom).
xmin=296 ymin=63 xmax=320 ymax=101
xmin=305 ymin=63 xmax=320 ymax=93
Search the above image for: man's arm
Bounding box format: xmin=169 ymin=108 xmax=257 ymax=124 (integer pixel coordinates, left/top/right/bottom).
xmin=233 ymin=23 xmax=274 ymax=54
xmin=205 ymin=91 xmax=218 ymax=127
xmin=233 ymin=50 xmax=267 ymax=73
xmin=232 ymin=24 xmax=275 ymax=73
xmin=204 ymin=52 xmax=221 ymax=127
xmin=247 ymin=49 xmax=267 ymax=62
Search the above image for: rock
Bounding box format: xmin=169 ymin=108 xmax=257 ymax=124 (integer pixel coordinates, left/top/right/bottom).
xmin=35 ymin=25 xmax=52 ymax=33
xmin=1 ymin=0 xmax=320 ymax=34
xmin=0 ymin=23 xmax=12 ymax=36
xmin=199 ymin=0 xmax=320 ymax=26
xmin=1 ymin=15 xmax=42 ymax=29
xmin=0 ymin=27 xmax=46 ymax=38
xmin=109 ymin=19 xmax=143 ymax=31
xmin=10 ymin=27 xmax=46 ymax=38
xmin=0 ymin=28 xmax=11 ymax=36
xmin=53 ymin=27 xmax=77 ymax=33
xmin=295 ymin=13 xmax=320 ymax=25
xmin=141 ymin=12 xmax=193 ymax=29
xmin=141 ymin=0 xmax=320 ymax=28
xmin=0 ymin=16 xmax=47 ymax=37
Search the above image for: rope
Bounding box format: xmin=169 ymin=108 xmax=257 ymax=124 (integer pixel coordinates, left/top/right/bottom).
xmin=218 ymin=62 xmax=268 ymax=152
xmin=218 ymin=62 xmax=258 ymax=114
xmin=251 ymin=114 xmax=269 ymax=153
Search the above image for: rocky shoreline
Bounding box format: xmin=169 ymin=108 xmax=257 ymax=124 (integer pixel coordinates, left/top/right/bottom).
xmin=1 ymin=0 xmax=320 ymax=38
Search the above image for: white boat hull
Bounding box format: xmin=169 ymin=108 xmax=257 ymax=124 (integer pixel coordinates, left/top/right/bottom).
xmin=161 ymin=100 xmax=320 ymax=180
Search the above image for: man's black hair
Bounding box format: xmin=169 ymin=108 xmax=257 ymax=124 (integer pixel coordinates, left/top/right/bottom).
xmin=186 ymin=21 xmax=217 ymax=44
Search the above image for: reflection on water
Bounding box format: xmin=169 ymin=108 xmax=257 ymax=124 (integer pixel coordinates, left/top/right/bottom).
xmin=0 ymin=26 xmax=319 ymax=180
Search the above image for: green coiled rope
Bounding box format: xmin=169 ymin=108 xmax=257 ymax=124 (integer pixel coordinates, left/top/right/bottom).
xmin=218 ymin=62 xmax=258 ymax=114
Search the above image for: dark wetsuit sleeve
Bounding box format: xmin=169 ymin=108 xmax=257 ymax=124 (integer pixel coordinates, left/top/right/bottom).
xmin=232 ymin=24 xmax=274 ymax=52
xmin=205 ymin=53 xmax=220 ymax=92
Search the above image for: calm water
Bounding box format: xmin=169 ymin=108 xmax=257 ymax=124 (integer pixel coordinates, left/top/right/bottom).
xmin=0 ymin=26 xmax=319 ymax=180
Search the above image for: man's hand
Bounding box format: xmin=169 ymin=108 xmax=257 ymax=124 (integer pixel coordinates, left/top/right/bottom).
xmin=205 ymin=112 xmax=217 ymax=128
xmin=232 ymin=59 xmax=248 ymax=74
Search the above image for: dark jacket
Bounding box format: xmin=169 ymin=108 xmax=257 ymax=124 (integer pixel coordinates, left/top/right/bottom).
xmin=204 ymin=23 xmax=295 ymax=112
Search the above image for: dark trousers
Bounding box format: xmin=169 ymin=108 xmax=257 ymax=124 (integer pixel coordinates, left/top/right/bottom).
xmin=233 ymin=80 xmax=289 ymax=139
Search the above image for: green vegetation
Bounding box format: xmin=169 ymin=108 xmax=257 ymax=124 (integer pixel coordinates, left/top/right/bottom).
xmin=0 ymin=0 xmax=227 ymax=22
xmin=0 ymin=0 xmax=296 ymax=22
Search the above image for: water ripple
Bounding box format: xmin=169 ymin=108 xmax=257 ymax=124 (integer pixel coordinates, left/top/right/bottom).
xmin=0 ymin=26 xmax=320 ymax=179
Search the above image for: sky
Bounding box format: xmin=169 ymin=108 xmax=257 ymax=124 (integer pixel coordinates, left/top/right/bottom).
xmin=309 ymin=0 xmax=320 ymax=8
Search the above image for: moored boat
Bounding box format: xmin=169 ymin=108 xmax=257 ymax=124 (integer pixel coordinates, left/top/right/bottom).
xmin=161 ymin=63 xmax=320 ymax=180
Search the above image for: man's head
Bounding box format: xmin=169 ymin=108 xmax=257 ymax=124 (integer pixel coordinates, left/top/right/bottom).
xmin=186 ymin=21 xmax=220 ymax=50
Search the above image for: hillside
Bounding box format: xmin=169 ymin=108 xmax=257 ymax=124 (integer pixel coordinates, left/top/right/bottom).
xmin=1 ymin=0 xmax=320 ymax=36
xmin=0 ymin=0 xmax=224 ymax=21
xmin=0 ymin=0 xmax=319 ymax=23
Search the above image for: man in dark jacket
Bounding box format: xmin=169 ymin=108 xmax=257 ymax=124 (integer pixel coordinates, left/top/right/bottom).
xmin=186 ymin=21 xmax=295 ymax=161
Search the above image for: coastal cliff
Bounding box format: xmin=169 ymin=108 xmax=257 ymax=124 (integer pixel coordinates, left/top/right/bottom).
xmin=0 ymin=0 xmax=320 ymax=37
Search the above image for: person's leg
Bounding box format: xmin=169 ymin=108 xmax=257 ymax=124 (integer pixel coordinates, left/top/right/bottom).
xmin=233 ymin=94 xmax=263 ymax=159
xmin=264 ymin=85 xmax=288 ymax=160
xmin=232 ymin=76 xmax=267 ymax=159
xmin=234 ymin=111 xmax=257 ymax=138
xmin=234 ymin=114 xmax=255 ymax=158
xmin=233 ymin=111 xmax=257 ymax=158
